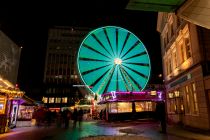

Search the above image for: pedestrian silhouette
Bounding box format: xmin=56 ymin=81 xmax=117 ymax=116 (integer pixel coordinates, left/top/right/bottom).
xmin=63 ymin=109 xmax=71 ymax=128
xmin=155 ymin=101 xmax=167 ymax=133
xmin=72 ymin=108 xmax=78 ymax=129
xmin=78 ymin=109 xmax=84 ymax=129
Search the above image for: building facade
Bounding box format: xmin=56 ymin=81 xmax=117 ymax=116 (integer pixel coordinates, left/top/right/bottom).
xmin=157 ymin=12 xmax=210 ymax=130
xmin=0 ymin=31 xmax=21 ymax=84
xmin=43 ymin=26 xmax=91 ymax=109
xmin=0 ymin=30 xmax=24 ymax=133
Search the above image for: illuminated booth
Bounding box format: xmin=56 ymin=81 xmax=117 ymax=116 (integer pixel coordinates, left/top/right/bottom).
xmin=0 ymin=78 xmax=24 ymax=133
xmin=16 ymin=95 xmax=35 ymax=127
xmin=98 ymin=90 xmax=165 ymax=121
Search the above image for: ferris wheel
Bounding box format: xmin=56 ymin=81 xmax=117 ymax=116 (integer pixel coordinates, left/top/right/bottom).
xmin=77 ymin=26 xmax=151 ymax=95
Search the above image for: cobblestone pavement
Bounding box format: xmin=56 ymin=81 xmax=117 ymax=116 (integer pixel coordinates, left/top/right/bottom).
xmin=0 ymin=120 xmax=209 ymax=140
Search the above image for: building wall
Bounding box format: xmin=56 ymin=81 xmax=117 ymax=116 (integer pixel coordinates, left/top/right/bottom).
xmin=43 ymin=26 xmax=91 ymax=107
xmin=157 ymin=12 xmax=210 ymax=130
xmin=0 ymin=31 xmax=21 ymax=85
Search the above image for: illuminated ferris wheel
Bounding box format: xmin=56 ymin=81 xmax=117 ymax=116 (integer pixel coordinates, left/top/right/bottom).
xmin=77 ymin=26 xmax=151 ymax=95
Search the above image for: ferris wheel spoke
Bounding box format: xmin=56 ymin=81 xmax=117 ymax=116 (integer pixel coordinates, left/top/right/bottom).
xmin=123 ymin=62 xmax=150 ymax=67
xmin=119 ymin=32 xmax=131 ymax=57
xmin=121 ymin=41 xmax=140 ymax=59
xmin=103 ymin=29 xmax=115 ymax=57
xmin=89 ymin=68 xmax=111 ymax=88
xmin=91 ymin=34 xmax=113 ymax=58
xmin=102 ymin=65 xmax=116 ymax=94
xmin=83 ymin=43 xmax=112 ymax=60
xmin=119 ymin=67 xmax=130 ymax=91
xmin=122 ymin=64 xmax=148 ymax=80
xmin=96 ymin=65 xmax=116 ymax=94
xmin=79 ymin=57 xmax=111 ymax=62
xmin=116 ymin=28 xmax=118 ymax=56
xmin=123 ymin=51 xmax=147 ymax=61
xmin=120 ymin=65 xmax=142 ymax=90
xmin=116 ymin=66 xmax=119 ymax=91
xmin=81 ymin=63 xmax=112 ymax=76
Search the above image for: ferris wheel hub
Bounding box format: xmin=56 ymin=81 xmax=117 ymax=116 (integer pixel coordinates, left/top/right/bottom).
xmin=114 ymin=58 xmax=122 ymax=65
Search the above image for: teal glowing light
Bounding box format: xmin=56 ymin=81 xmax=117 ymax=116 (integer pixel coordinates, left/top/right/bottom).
xmin=77 ymin=26 xmax=151 ymax=95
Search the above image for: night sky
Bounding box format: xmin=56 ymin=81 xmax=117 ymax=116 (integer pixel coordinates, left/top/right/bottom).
xmin=0 ymin=2 xmax=162 ymax=100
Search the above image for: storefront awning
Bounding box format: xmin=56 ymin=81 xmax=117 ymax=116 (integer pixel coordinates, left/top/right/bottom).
xmin=177 ymin=0 xmax=210 ymax=29
xmin=0 ymin=76 xmax=24 ymax=99
xmin=126 ymin=0 xmax=186 ymax=12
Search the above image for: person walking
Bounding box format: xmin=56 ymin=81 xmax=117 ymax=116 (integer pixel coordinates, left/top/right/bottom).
xmin=72 ymin=108 xmax=78 ymax=129
xmin=155 ymin=101 xmax=167 ymax=133
xmin=78 ymin=109 xmax=84 ymax=129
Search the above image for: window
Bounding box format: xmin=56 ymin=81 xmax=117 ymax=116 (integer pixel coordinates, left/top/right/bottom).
xmin=117 ymin=102 xmax=132 ymax=113
xmin=0 ymin=97 xmax=6 ymax=114
xmin=168 ymin=99 xmax=175 ymax=113
xmin=109 ymin=102 xmax=132 ymax=113
xmin=109 ymin=103 xmax=118 ymax=113
xmin=168 ymin=57 xmax=172 ymax=74
xmin=185 ymin=85 xmax=190 ymax=114
xmin=185 ymin=38 xmax=192 ymax=59
xmin=166 ymin=32 xmax=169 ymax=45
xmin=135 ymin=101 xmax=153 ymax=112
xmin=62 ymin=97 xmax=68 ymax=103
xmin=55 ymin=98 xmax=61 ymax=103
xmin=42 ymin=97 xmax=48 ymax=103
xmin=184 ymin=83 xmax=199 ymax=115
xmin=172 ymin=51 xmax=178 ymax=69
xmin=49 ymin=97 xmax=54 ymax=103
xmin=171 ymin=23 xmax=174 ymax=37
xmin=165 ymin=60 xmax=168 ymax=75
xmin=192 ymin=83 xmax=199 ymax=114
xmin=180 ymin=44 xmax=185 ymax=63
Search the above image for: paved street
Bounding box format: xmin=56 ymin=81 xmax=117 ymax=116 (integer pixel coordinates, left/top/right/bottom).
xmin=0 ymin=120 xmax=210 ymax=140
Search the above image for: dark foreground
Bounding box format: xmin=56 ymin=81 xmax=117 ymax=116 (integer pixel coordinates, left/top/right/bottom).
xmin=0 ymin=120 xmax=210 ymax=140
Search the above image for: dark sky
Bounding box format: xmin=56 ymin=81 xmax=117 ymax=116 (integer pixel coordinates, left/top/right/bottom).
xmin=0 ymin=2 xmax=162 ymax=99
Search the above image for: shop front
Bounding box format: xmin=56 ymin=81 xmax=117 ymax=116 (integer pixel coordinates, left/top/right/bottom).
xmin=0 ymin=87 xmax=24 ymax=133
xmin=0 ymin=95 xmax=7 ymax=133
xmin=98 ymin=90 xmax=165 ymax=121
xmin=16 ymin=95 xmax=35 ymax=127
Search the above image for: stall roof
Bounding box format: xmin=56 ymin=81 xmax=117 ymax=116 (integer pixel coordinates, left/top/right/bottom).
xmin=21 ymin=95 xmax=35 ymax=106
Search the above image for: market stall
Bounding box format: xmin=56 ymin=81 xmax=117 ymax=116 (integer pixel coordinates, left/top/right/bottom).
xmin=0 ymin=78 xmax=24 ymax=133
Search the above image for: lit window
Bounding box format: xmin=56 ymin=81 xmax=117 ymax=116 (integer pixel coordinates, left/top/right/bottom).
xmin=185 ymin=86 xmax=190 ymax=114
xmin=168 ymin=57 xmax=172 ymax=74
xmin=192 ymin=83 xmax=199 ymax=115
xmin=42 ymin=97 xmax=48 ymax=103
xmin=180 ymin=44 xmax=185 ymax=63
xmin=0 ymin=96 xmax=6 ymax=114
xmin=135 ymin=101 xmax=153 ymax=112
xmin=168 ymin=93 xmax=174 ymax=98
xmin=109 ymin=102 xmax=118 ymax=113
xmin=117 ymin=102 xmax=132 ymax=113
xmin=172 ymin=50 xmax=178 ymax=68
xmin=168 ymin=99 xmax=175 ymax=113
xmin=185 ymin=38 xmax=192 ymax=59
xmin=49 ymin=97 xmax=54 ymax=103
xmin=165 ymin=60 xmax=168 ymax=75
xmin=55 ymin=98 xmax=61 ymax=103
xmin=62 ymin=97 xmax=68 ymax=103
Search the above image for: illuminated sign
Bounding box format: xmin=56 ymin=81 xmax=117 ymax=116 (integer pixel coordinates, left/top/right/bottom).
xmin=150 ymin=91 xmax=157 ymax=96
xmin=111 ymin=91 xmax=116 ymax=99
